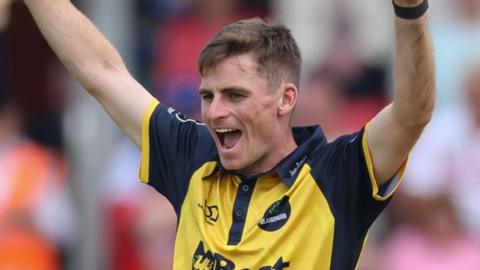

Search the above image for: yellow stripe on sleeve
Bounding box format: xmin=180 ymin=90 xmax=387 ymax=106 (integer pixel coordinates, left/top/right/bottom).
xmin=139 ymin=99 xmax=160 ymax=183
xmin=362 ymin=123 xmax=407 ymax=201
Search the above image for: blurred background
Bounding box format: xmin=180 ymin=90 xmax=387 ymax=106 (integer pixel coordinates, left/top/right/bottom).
xmin=1 ymin=0 xmax=480 ymax=269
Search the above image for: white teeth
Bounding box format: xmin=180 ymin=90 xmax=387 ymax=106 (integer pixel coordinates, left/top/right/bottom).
xmin=215 ymin=128 xmax=237 ymax=133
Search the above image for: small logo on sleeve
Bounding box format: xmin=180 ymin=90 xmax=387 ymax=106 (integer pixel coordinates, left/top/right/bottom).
xmin=349 ymin=134 xmax=359 ymax=143
xmin=167 ymin=107 xmax=205 ymax=125
xmin=258 ymin=196 xmax=291 ymax=232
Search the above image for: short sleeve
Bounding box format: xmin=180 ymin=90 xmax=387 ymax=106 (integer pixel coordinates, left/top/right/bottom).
xmin=361 ymin=125 xmax=406 ymax=201
xmin=311 ymin=126 xmax=406 ymax=237
xmin=138 ymin=100 xmax=216 ymax=213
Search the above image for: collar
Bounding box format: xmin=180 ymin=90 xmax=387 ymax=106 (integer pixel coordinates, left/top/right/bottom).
xmin=203 ymin=125 xmax=327 ymax=187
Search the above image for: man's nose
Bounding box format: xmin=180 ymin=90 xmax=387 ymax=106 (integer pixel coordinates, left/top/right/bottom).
xmin=206 ymin=97 xmax=229 ymax=120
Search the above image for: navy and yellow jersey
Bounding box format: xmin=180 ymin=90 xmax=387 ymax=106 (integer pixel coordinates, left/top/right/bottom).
xmin=139 ymin=99 xmax=406 ymax=269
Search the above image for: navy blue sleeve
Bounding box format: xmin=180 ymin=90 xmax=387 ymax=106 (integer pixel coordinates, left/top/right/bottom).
xmin=139 ymin=102 xmax=216 ymax=214
xmin=311 ymin=127 xmax=404 ymax=237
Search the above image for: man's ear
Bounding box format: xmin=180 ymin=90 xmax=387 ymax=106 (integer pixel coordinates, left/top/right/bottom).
xmin=278 ymin=82 xmax=298 ymax=116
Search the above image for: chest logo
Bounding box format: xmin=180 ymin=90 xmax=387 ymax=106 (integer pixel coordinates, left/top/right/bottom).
xmin=258 ymin=196 xmax=291 ymax=232
xmin=198 ymin=200 xmax=219 ymax=227
xmin=192 ymin=241 xmax=290 ymax=270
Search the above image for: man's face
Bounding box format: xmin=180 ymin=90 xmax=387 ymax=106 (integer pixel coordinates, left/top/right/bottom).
xmin=199 ymin=54 xmax=284 ymax=175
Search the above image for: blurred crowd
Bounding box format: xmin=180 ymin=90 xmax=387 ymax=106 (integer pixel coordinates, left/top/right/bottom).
xmin=1 ymin=0 xmax=480 ymax=269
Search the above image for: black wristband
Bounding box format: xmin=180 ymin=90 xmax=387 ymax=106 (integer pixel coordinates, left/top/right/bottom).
xmin=393 ymin=0 xmax=429 ymax=20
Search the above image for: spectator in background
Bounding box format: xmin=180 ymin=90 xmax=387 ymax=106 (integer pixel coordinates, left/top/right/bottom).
xmin=405 ymin=66 xmax=480 ymax=238
xmin=275 ymin=0 xmax=393 ymax=73
xmin=293 ymin=57 xmax=387 ymax=141
xmin=136 ymin=190 xmax=176 ymax=270
xmin=102 ymin=140 xmax=176 ymax=270
xmin=380 ymin=193 xmax=480 ymax=270
xmin=0 ymin=2 xmax=76 ymax=268
xmin=292 ymin=68 xmax=345 ymax=140
xmin=0 ymin=100 xmax=63 ymax=270
xmin=7 ymin=0 xmax=66 ymax=150
xmin=431 ymin=0 xmax=480 ymax=113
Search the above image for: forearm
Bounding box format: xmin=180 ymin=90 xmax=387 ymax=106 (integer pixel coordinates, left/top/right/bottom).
xmin=24 ymin=0 xmax=126 ymax=94
xmin=365 ymin=0 xmax=435 ymax=184
xmin=24 ymin=0 xmax=155 ymax=147
xmin=392 ymin=0 xmax=435 ymax=128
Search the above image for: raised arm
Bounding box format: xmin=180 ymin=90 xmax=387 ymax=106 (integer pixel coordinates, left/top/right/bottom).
xmin=366 ymin=0 xmax=435 ymax=185
xmin=24 ymin=0 xmax=155 ymax=147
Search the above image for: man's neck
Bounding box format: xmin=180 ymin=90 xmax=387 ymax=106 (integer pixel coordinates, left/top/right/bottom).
xmin=239 ymin=130 xmax=298 ymax=178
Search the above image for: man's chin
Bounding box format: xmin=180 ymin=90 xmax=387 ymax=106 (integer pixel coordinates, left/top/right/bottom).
xmin=219 ymin=158 xmax=262 ymax=177
xmin=219 ymin=160 xmax=240 ymax=171
xmin=219 ymin=155 xmax=245 ymax=171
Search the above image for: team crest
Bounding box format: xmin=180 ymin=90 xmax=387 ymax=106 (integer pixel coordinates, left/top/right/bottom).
xmin=258 ymin=196 xmax=291 ymax=232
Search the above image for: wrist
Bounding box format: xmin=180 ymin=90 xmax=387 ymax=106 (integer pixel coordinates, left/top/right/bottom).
xmin=393 ymin=0 xmax=429 ymax=20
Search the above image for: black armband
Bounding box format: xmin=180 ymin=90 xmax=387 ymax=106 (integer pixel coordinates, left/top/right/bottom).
xmin=393 ymin=0 xmax=429 ymax=20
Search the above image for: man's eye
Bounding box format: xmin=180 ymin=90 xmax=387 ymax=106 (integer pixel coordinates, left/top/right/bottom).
xmin=201 ymin=94 xmax=213 ymax=101
xmin=229 ymin=93 xmax=243 ymax=100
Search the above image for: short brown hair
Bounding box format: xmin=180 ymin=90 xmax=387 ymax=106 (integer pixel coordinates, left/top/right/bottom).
xmin=198 ymin=18 xmax=302 ymax=89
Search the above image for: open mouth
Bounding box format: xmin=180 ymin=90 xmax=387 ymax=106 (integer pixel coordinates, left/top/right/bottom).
xmin=215 ymin=128 xmax=242 ymax=150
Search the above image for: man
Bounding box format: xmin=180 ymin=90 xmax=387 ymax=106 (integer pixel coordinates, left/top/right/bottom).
xmin=23 ymin=0 xmax=434 ymax=268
